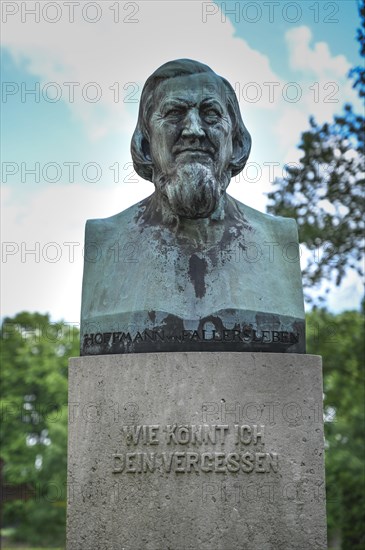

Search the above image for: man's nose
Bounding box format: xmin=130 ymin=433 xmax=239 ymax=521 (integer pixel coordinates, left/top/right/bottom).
xmin=181 ymin=110 xmax=205 ymax=139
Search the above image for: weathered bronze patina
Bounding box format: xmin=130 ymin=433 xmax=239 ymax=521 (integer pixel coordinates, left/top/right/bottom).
xmin=80 ymin=59 xmax=305 ymax=354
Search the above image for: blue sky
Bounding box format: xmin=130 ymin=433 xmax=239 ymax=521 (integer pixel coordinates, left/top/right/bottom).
xmin=223 ymin=0 xmax=362 ymax=72
xmin=1 ymin=0 xmax=363 ymax=323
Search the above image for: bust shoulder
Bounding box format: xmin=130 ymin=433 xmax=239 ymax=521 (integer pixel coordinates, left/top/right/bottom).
xmin=228 ymin=195 xmax=299 ymax=242
xmin=84 ymin=197 xmax=152 ymax=243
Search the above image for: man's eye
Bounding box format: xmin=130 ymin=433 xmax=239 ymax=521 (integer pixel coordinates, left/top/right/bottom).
xmin=202 ymin=109 xmax=220 ymax=121
xmin=165 ymin=109 xmax=183 ymax=117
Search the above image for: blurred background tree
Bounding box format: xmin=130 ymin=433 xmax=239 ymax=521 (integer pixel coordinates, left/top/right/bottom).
xmin=267 ymin=1 xmax=364 ymax=546
xmin=1 ymin=312 xmax=79 ymax=547
xmin=2 ymin=309 xmax=363 ymax=548
xmin=267 ymin=1 xmax=364 ymax=304
xmin=307 ymin=308 xmax=365 ymax=549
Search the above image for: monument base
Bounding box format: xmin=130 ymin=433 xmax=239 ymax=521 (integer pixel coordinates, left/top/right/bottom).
xmin=67 ymin=352 xmax=327 ymax=550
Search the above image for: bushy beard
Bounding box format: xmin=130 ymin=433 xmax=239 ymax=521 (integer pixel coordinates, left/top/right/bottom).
xmin=155 ymin=162 xmax=229 ymax=219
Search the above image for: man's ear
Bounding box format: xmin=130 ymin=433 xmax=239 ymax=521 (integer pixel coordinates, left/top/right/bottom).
xmin=230 ymin=130 xmax=251 ymax=177
xmin=142 ymin=138 xmax=151 ymax=162
xmin=231 ymin=135 xmax=242 ymax=163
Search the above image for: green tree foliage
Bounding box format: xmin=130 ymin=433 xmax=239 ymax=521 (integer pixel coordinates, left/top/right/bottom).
xmin=350 ymin=0 xmax=365 ymax=98
xmin=0 ymin=312 xmax=79 ymax=547
xmin=267 ymin=3 xmax=364 ymax=302
xmin=1 ymin=309 xmax=364 ymax=548
xmin=307 ymin=308 xmax=365 ymax=549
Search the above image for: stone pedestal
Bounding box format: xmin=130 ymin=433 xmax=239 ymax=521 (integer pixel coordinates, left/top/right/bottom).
xmin=67 ymin=353 xmax=327 ymax=550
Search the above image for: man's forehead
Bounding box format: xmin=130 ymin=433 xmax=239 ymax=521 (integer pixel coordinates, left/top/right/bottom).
xmin=154 ymin=73 xmax=227 ymax=105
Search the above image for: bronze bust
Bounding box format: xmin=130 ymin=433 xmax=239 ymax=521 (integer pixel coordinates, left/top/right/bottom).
xmin=80 ymin=59 xmax=305 ymax=355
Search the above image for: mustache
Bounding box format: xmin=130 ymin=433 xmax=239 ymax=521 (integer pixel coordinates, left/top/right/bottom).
xmin=172 ymin=142 xmax=215 ymax=157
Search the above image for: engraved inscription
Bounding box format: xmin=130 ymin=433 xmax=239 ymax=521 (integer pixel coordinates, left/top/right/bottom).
xmin=84 ymin=328 xmax=300 ymax=348
xmin=112 ymin=451 xmax=279 ymax=474
xmin=112 ymin=424 xmax=279 ymax=474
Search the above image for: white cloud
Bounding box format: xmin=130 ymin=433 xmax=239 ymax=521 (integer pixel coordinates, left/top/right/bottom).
xmin=2 ymin=1 xmax=281 ymax=140
xmin=1 ymin=179 xmax=154 ymax=322
xmin=1 ymin=1 xmax=283 ymax=321
xmin=2 ymin=5 xmax=362 ymax=320
xmin=286 ymin=26 xmax=351 ymax=78
xmin=273 ymin=25 xmax=359 ymax=157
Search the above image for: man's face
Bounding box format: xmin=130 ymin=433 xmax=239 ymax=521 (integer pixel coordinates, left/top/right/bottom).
xmin=148 ymin=73 xmax=234 ymax=218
